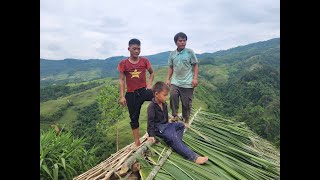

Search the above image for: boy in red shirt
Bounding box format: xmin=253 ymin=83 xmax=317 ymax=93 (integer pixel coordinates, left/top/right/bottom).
xmin=118 ymin=39 xmax=154 ymax=146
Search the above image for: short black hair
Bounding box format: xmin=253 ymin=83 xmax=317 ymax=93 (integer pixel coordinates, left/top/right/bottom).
xmin=174 ymin=32 xmax=187 ymax=43
xmin=129 ymin=38 xmax=141 ymax=46
xmin=152 ymin=81 xmax=169 ymax=95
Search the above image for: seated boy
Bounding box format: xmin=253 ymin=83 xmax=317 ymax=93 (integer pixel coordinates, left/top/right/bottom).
xmin=147 ymin=81 xmax=208 ymax=164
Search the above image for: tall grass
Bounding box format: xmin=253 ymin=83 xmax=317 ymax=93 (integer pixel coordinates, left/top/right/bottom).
xmin=40 ymin=129 xmax=98 ymax=180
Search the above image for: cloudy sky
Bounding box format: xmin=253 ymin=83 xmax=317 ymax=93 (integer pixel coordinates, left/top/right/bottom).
xmin=40 ymin=0 xmax=279 ymax=60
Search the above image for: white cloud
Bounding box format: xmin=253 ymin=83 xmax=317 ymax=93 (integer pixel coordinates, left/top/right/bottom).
xmin=40 ymin=0 xmax=280 ymax=59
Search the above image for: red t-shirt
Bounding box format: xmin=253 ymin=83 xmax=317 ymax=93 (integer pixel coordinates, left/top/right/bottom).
xmin=118 ymin=57 xmax=152 ymax=92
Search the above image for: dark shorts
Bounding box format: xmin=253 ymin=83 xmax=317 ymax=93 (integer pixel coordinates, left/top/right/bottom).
xmin=125 ymin=87 xmax=153 ymax=129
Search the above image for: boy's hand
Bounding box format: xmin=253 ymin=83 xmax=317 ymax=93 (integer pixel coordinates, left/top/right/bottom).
xmin=120 ymin=97 xmax=126 ymax=107
xmin=147 ymin=84 xmax=153 ymax=89
xmin=192 ymin=79 xmax=198 ymax=87
xmin=148 ymin=137 xmax=156 ymax=143
xmin=166 ymin=79 xmax=171 ymax=86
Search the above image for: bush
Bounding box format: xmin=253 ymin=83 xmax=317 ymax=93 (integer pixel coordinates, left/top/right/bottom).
xmin=40 ymin=129 xmax=98 ymax=180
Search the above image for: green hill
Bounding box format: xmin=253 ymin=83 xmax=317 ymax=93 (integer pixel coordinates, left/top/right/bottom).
xmin=40 ymin=38 xmax=279 ymax=86
xmin=40 ymin=37 xmax=280 ymax=165
xmin=40 ymin=68 xmax=207 ymax=141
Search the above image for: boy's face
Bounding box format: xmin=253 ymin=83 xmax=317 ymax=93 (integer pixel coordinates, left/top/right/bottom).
xmin=128 ymin=44 xmax=141 ymax=58
xmin=155 ymin=89 xmax=168 ymax=104
xmin=175 ymin=37 xmax=187 ymax=50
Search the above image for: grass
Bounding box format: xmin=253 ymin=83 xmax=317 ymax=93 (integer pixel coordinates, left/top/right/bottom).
xmin=43 ymin=69 xmax=103 ymax=83
xmin=58 ymin=108 xmax=78 ymax=131
xmin=41 ymin=67 xmax=212 ymax=148
xmin=106 ymin=95 xmax=207 ymax=149
xmin=66 ymin=77 xmax=110 ymax=87
xmin=68 ymin=69 xmax=102 ymax=81
xmin=40 ymin=84 xmax=107 ymax=130
xmin=40 ymin=85 xmax=105 ymax=115
xmin=200 ymin=64 xmax=230 ymax=85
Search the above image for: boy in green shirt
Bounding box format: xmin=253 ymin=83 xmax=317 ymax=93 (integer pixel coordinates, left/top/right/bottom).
xmin=166 ymin=32 xmax=199 ymax=125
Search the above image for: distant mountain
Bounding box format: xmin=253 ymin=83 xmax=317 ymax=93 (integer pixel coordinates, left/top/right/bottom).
xmin=41 ymin=37 xmax=280 ymax=146
xmin=40 ymin=38 xmax=279 ymax=86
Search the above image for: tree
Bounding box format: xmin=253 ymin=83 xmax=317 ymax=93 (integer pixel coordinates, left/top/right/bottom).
xmin=97 ymin=83 xmax=126 ymax=151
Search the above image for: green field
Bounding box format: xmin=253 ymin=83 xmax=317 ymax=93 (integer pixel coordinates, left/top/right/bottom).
xmin=106 ymin=96 xmax=207 ymax=149
xmin=40 ymin=67 xmax=207 ymax=148
xmin=40 ymin=39 xmax=280 ymax=179
xmin=40 ymin=40 xmax=280 ymax=148
xmin=40 ymin=83 xmax=106 ymax=131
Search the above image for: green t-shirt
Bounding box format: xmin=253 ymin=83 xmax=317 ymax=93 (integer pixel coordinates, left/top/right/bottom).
xmin=168 ymin=48 xmax=198 ymax=88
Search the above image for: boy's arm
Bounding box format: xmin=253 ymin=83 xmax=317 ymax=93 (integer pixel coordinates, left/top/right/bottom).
xmin=166 ymin=65 xmax=173 ymax=86
xmin=192 ymin=63 xmax=198 ymax=87
xmin=147 ymin=67 xmax=154 ymax=89
xmin=119 ymin=71 xmax=126 ymax=106
xmin=190 ymin=49 xmax=199 ymax=88
xmin=147 ymin=104 xmax=156 ymax=141
xmin=166 ymin=52 xmax=173 ymax=86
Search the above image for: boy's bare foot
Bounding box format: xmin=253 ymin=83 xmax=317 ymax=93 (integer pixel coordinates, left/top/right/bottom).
xmin=195 ymin=156 xmax=208 ymax=164
xmin=184 ymin=118 xmax=189 ymax=124
xmin=134 ymin=140 xmax=141 ymax=147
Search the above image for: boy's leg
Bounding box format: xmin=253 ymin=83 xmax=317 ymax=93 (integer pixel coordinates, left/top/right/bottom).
xmin=126 ymin=91 xmax=143 ymax=146
xmin=155 ymin=123 xmax=175 ymax=146
xmin=125 ymin=92 xmax=136 ymax=127
xmin=175 ymin=142 xmax=199 ymax=161
xmin=172 ymin=122 xmax=185 ymax=140
xmin=131 ymin=88 xmax=154 ymax=146
xmin=144 ymin=88 xmax=154 ymax=101
xmin=159 ymin=123 xmax=198 ymax=161
xmin=170 ymin=84 xmax=180 ymax=117
xmin=180 ymin=87 xmax=194 ymax=124
xmin=171 ymin=134 xmax=198 ymax=161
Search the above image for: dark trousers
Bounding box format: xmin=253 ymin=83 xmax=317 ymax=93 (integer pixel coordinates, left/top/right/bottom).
xmin=125 ymin=88 xmax=153 ymax=129
xmin=155 ymin=122 xmax=198 ymax=161
xmin=170 ymin=84 xmax=194 ymax=119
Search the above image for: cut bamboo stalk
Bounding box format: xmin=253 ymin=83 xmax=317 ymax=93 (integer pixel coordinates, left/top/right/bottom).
xmin=146 ymin=148 xmax=172 ymax=180
xmin=118 ymin=141 xmax=154 ymax=175
xmin=74 ymin=134 xmax=148 ymax=180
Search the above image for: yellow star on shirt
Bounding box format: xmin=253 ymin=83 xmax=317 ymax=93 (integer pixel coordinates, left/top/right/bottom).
xmin=129 ymin=69 xmax=141 ymax=78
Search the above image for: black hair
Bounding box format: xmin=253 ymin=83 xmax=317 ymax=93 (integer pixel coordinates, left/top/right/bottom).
xmin=174 ymin=32 xmax=187 ymax=43
xmin=152 ymin=81 xmax=169 ymax=95
xmin=128 ymin=38 xmax=141 ymax=46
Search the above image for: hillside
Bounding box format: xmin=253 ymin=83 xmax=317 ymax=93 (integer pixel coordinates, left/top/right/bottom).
xmin=40 ymin=38 xmax=279 ymax=86
xmin=40 ymin=68 xmax=207 ymax=140
xmin=40 ymin=36 xmax=280 ymax=148
xmin=40 ymin=37 xmax=280 ymax=179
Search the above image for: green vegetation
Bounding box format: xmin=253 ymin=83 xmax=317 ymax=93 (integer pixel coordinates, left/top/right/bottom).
xmin=139 ymin=109 xmax=279 ymax=179
xmin=217 ymin=66 xmax=280 ymax=146
xmin=40 ymin=38 xmax=280 ymax=178
xmin=40 ymin=129 xmax=98 ymax=180
xmin=40 ymin=81 xmax=103 ymax=102
xmin=71 ymin=102 xmax=115 ymax=161
xmin=40 ymin=84 xmax=106 ymax=130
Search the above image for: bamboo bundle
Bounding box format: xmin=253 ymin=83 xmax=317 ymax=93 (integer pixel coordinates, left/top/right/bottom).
xmin=73 ymin=134 xmax=148 ymax=180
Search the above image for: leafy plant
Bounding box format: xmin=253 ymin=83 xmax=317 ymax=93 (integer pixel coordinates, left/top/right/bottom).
xmin=40 ymin=129 xmax=98 ymax=180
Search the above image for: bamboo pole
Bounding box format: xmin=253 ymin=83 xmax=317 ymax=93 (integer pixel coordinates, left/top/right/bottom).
xmin=73 ymin=134 xmax=148 ymax=180
xmin=116 ymin=126 xmax=119 ymax=151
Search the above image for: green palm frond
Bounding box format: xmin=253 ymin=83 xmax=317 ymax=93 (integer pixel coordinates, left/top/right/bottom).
xmin=140 ymin=108 xmax=279 ymax=180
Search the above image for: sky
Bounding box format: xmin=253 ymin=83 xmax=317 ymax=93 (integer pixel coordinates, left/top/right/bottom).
xmin=40 ymin=0 xmax=280 ymax=60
